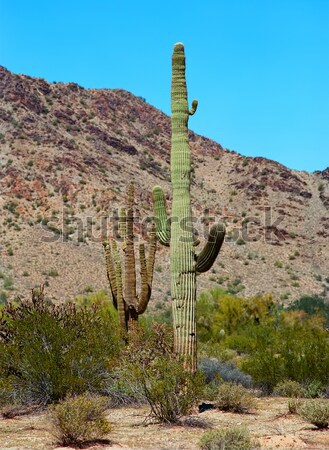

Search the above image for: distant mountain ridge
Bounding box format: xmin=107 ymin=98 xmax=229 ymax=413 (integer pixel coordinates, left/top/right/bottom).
xmin=0 ymin=65 xmax=328 ymax=305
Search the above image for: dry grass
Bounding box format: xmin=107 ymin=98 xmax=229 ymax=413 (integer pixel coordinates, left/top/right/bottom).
xmin=1 ymin=398 xmax=329 ymax=449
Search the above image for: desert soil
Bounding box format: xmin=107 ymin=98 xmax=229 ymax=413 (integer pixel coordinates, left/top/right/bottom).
xmin=0 ymin=398 xmax=328 ymax=450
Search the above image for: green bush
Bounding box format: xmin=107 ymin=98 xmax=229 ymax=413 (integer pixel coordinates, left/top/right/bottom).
xmin=241 ymin=313 xmax=329 ymax=391
xmin=273 ymin=380 xmax=303 ymax=398
xmin=199 ymin=357 xmax=252 ymax=387
xmin=3 ymin=276 xmax=14 ymax=290
xmin=121 ymin=324 xmax=205 ymax=423
xmin=214 ymin=382 xmax=256 ymax=413
xmin=0 ymin=289 xmax=121 ymax=406
xmin=288 ymin=295 xmax=329 ymax=327
xmin=303 ymin=380 xmax=325 ymax=398
xmin=49 ymin=394 xmax=111 ymax=446
xmin=199 ymin=426 xmax=259 ymax=450
xmin=197 ymin=289 xmax=277 ymax=344
xmin=0 ymin=291 xmax=8 ymax=305
xmin=287 ymin=397 xmax=301 ymax=414
xmin=104 ymin=370 xmax=145 ymax=407
xmin=197 ymin=289 xmax=329 ymax=394
xmin=138 ymin=356 xmax=204 ymax=423
xmin=299 ymin=399 xmax=329 ymax=429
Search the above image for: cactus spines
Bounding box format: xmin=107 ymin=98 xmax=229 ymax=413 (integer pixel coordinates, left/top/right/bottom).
xmin=152 ymin=43 xmax=225 ymax=372
xmin=103 ymin=182 xmax=157 ymax=332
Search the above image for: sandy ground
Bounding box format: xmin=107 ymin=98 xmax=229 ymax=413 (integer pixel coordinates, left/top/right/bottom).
xmin=0 ymin=398 xmax=329 ymax=450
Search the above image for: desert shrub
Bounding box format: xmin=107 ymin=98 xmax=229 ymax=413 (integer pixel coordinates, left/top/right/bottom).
xmin=0 ymin=291 xmax=8 ymax=305
xmin=303 ymin=380 xmax=325 ymax=398
xmin=49 ymin=394 xmax=111 ymax=446
xmin=1 ymin=403 xmax=40 ymax=419
xmin=214 ymin=382 xmax=256 ymax=413
xmin=199 ymin=426 xmax=259 ymax=450
xmin=120 ymin=324 xmax=205 ymax=423
xmin=0 ymin=288 xmax=121 ymax=406
xmin=103 ymin=370 xmax=145 ymax=407
xmin=137 ymin=356 xmax=204 ymax=423
xmin=199 ymin=357 xmax=252 ymax=387
xmin=197 ymin=289 xmax=277 ymax=345
xmin=288 ymin=295 xmax=329 ymax=327
xmin=273 ymin=380 xmax=304 ymax=398
xmin=197 ymin=289 xmax=329 ymax=393
xmin=181 ymin=415 xmax=211 ymax=428
xmin=241 ymin=312 xmax=329 ymax=392
xmin=299 ymin=399 xmax=329 ymax=428
xmin=287 ymin=397 xmax=302 ymax=414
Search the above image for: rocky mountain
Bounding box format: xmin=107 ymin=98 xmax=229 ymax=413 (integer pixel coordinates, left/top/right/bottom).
xmin=0 ymin=65 xmax=328 ymax=307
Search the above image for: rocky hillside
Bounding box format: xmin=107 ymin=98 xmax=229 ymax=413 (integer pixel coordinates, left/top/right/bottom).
xmin=0 ymin=65 xmax=328 ymax=307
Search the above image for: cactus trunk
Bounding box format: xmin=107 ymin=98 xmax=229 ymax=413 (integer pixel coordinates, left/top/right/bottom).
xmin=153 ymin=43 xmax=225 ymax=372
xmin=170 ymin=43 xmax=197 ymax=370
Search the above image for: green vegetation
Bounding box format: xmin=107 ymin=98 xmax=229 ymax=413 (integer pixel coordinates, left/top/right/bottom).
xmin=236 ymin=238 xmax=246 ymax=246
xmin=0 ymin=289 xmax=120 ymax=406
xmin=273 ymin=380 xmax=304 ymax=398
xmin=0 ymin=290 xmax=205 ymax=425
xmin=226 ymin=278 xmax=245 ymax=294
xmin=288 ymin=397 xmax=302 ymax=414
xmin=288 ymin=295 xmax=329 ymax=326
xmin=3 ymin=276 xmax=14 ymax=290
xmin=197 ymin=288 xmax=329 ymax=392
xmin=49 ymin=394 xmax=111 ymax=446
xmin=299 ymin=399 xmax=329 ymax=429
xmin=0 ymin=291 xmax=8 ymax=305
xmin=45 ymin=269 xmax=59 ymax=277
xmin=214 ymin=382 xmax=256 ymax=413
xmin=4 ymin=201 xmax=20 ymax=217
xmin=120 ymin=325 xmax=205 ymax=423
xmin=200 ymin=426 xmax=259 ymax=450
xmin=199 ymin=357 xmax=251 ymax=388
xmin=318 ymin=182 xmax=325 ymax=192
xmin=0 ymin=271 xmax=328 ymax=441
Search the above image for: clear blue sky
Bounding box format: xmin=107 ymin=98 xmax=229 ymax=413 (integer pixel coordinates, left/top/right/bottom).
xmin=1 ymin=0 xmax=328 ymax=172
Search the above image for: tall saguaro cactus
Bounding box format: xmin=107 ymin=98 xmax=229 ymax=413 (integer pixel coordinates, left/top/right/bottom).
xmin=153 ymin=43 xmax=225 ymax=371
xmin=103 ymin=183 xmax=156 ymax=332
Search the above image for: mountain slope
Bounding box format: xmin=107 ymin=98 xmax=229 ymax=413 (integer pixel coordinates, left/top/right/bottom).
xmin=0 ymin=66 xmax=328 ymax=305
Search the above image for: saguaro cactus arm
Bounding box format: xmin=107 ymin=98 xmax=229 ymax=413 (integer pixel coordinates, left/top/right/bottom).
xmin=111 ymin=239 xmax=127 ymax=330
xmin=137 ymin=222 xmax=156 ymax=314
xmin=147 ymin=222 xmax=157 ymax=286
xmin=124 ymin=183 xmax=137 ymax=312
xmin=153 ymin=185 xmax=170 ymax=246
xmin=137 ymin=243 xmax=150 ymax=314
xmin=195 ymin=223 xmax=226 ymax=273
xmin=103 ymin=241 xmax=118 ymax=308
xmin=189 ymin=100 xmax=198 ymax=116
xmin=119 ymin=207 xmax=127 ymax=248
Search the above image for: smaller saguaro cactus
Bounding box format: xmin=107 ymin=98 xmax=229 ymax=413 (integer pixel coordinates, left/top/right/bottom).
xmin=103 ymin=183 xmax=156 ymax=332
